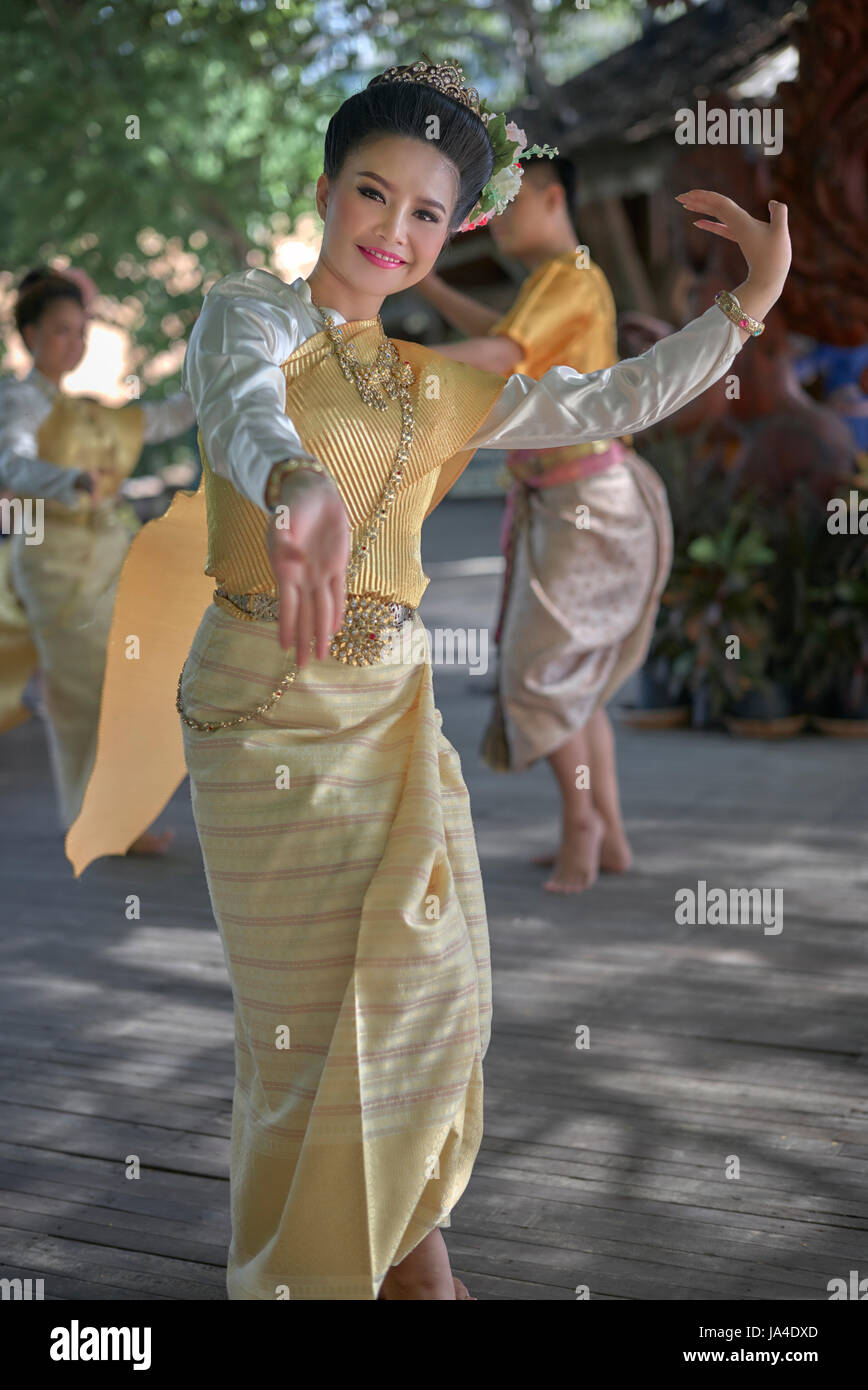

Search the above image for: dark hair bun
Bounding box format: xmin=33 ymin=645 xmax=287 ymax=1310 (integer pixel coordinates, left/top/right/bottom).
xmin=323 ymin=79 xmax=494 ymax=232
xmin=15 ymin=266 xmax=84 ymax=337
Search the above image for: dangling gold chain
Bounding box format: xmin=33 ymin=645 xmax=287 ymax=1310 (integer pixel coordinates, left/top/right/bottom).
xmin=177 ymin=301 xmax=416 ymax=733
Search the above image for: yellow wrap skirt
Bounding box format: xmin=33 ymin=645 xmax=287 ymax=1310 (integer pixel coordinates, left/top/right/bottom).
xmin=10 ymin=505 xmax=134 ymax=828
xmin=179 ymin=601 xmax=491 ymax=1299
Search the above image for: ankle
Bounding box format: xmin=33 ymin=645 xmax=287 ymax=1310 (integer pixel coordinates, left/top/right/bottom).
xmin=561 ymin=807 xmax=603 ymax=834
xmin=382 ymin=1268 xmax=455 ymax=1300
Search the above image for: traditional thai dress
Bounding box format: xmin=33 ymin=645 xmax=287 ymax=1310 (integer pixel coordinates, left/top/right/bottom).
xmin=0 ymin=367 xmax=194 ymax=824
xmin=65 ymin=267 xmax=744 ymax=1299
xmin=481 ymin=251 xmax=674 ymax=771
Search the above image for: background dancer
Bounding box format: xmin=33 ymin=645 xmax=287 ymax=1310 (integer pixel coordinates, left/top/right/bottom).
xmin=0 ymin=267 xmax=195 ymax=850
xmin=418 ymin=156 xmax=672 ymax=893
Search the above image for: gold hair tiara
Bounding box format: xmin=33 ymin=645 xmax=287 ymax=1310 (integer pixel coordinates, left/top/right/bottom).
xmin=365 ymin=53 xmax=559 ymax=233
xmin=367 ymin=54 xmax=488 ymax=123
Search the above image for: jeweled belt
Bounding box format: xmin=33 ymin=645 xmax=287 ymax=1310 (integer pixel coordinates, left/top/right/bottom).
xmin=213 ymin=584 xmax=415 ymax=667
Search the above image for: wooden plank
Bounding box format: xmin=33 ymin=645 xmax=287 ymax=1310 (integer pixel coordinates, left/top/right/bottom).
xmin=459 ymin=1183 xmax=868 ymax=1267
xmin=0 ymin=1263 xmax=159 ymax=1301
xmin=0 ymin=1101 xmax=229 ymax=1177
xmin=0 ymin=1078 xmax=230 ymax=1131
xmin=0 ymin=1144 xmax=228 ymax=1222
xmin=468 ymin=1158 xmax=868 ymax=1228
xmin=0 ymin=1233 xmax=223 ymax=1300
xmin=0 ymin=1202 xmax=228 ymax=1267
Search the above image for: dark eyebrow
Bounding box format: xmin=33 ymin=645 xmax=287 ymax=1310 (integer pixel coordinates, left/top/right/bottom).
xmin=355 ymin=169 xmax=446 ymax=215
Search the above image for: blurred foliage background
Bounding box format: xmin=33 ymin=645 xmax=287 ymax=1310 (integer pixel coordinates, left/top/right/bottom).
xmin=0 ymin=0 xmax=690 ymax=374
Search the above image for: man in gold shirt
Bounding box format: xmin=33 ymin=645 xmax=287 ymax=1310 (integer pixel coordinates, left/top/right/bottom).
xmin=418 ymin=157 xmax=672 ymax=894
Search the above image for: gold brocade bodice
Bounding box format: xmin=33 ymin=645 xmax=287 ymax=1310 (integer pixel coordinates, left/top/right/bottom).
xmin=35 ymin=393 xmax=146 ymax=516
xmin=201 ymin=319 xmax=504 ymax=609
xmin=488 ymin=252 xmax=623 ymax=474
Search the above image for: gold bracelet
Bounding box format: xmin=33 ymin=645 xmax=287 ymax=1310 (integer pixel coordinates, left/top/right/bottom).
xmin=714 ymin=289 xmax=764 ymax=337
xmin=264 ymin=456 xmax=332 ymax=512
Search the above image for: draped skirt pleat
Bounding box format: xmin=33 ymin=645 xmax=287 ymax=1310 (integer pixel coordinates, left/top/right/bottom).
xmin=179 ymin=604 xmax=491 ymax=1300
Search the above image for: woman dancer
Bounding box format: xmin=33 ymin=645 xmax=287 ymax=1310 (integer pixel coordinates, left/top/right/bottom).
xmin=0 ymin=267 xmax=195 ymax=849
xmin=417 ymin=156 xmax=672 ymax=893
xmin=72 ymin=60 xmax=789 ymax=1298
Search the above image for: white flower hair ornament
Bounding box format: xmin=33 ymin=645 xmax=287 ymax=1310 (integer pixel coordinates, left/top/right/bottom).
xmin=457 ymin=113 xmax=559 ymax=233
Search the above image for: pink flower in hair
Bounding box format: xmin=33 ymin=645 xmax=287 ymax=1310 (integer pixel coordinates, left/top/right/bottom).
xmin=505 ymin=122 xmax=527 ymax=156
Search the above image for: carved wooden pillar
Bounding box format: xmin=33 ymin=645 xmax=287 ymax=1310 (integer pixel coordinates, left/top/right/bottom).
xmin=772 ymin=0 xmax=868 ymax=345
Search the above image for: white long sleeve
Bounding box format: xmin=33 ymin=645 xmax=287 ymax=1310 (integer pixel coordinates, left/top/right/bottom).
xmin=0 ymin=375 xmax=84 ymax=505
xmin=141 ymin=389 xmax=196 ymax=444
xmin=180 ymin=271 xmax=743 ymax=513
xmin=463 ymin=302 xmax=743 ymax=449
xmin=181 ymin=271 xmax=322 ymax=512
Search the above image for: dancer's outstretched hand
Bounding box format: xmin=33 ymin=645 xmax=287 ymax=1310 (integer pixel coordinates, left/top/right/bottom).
xmin=675 ymin=190 xmax=791 ymax=295
xmin=266 ymin=470 xmax=350 ymax=665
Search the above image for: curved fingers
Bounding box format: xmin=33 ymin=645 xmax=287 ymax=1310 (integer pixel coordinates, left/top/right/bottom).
xmin=693 ymin=219 xmax=739 ymax=241
xmin=330 ymin=573 xmax=346 ymax=636
xmin=295 ymin=586 xmax=314 ymax=669
xmin=313 ymin=581 xmax=333 ymax=661
xmin=277 ymin=575 xmax=299 ymax=653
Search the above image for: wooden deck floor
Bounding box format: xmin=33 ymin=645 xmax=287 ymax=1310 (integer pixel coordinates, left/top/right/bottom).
xmin=1 ymin=519 xmax=866 ymax=1301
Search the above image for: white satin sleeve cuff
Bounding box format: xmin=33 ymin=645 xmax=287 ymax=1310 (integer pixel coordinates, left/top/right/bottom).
xmin=181 ymin=291 xmax=318 ymax=511
xmin=141 ymin=389 xmax=197 ymax=444
xmin=464 ymin=303 xmax=743 ymax=450
xmin=0 ymin=453 xmax=83 ymax=505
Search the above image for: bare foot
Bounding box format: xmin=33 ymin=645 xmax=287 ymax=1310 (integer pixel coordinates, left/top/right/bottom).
xmin=599 ymin=830 xmax=632 ymax=873
xmin=380 ymin=1275 xmax=474 ymax=1300
xmin=377 ymin=1227 xmax=457 ymax=1299
xmin=453 ymin=1276 xmax=476 ymax=1300
xmin=126 ymin=828 xmax=175 ymax=856
xmin=534 ymin=830 xmax=632 ymax=875
xmin=378 ymin=1269 xmax=458 ymax=1300
xmin=543 ymin=811 xmax=604 ymax=893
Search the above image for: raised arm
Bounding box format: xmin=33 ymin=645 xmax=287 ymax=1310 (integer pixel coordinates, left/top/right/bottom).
xmin=429 ymin=255 xmax=606 ymax=376
xmin=465 ymin=300 xmax=742 ymax=449
xmin=427 ymin=335 xmax=523 ymax=373
xmin=466 ymin=193 xmax=791 ymax=451
xmin=415 ymin=270 xmax=502 ymax=337
xmin=181 ymin=292 xmax=320 ymax=511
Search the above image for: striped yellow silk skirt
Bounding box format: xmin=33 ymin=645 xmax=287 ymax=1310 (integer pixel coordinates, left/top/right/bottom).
xmin=9 ymin=505 xmax=135 ymax=827
xmin=179 ymin=601 xmax=492 ymax=1300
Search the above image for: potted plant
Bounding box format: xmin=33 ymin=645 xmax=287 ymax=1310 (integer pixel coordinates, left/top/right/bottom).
xmin=627 ymin=428 xmax=735 ymax=725
xmin=797 ymin=498 xmax=868 ymax=734
xmin=669 ymin=503 xmax=794 ymax=732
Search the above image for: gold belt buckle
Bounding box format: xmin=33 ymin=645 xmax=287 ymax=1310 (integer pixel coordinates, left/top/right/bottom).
xmin=215 ymin=586 xmax=413 ymax=665
xmin=330 ymin=593 xmax=413 ymax=666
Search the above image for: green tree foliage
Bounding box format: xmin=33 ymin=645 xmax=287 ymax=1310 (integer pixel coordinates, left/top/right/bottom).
xmin=0 ymin=0 xmax=652 ymax=367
